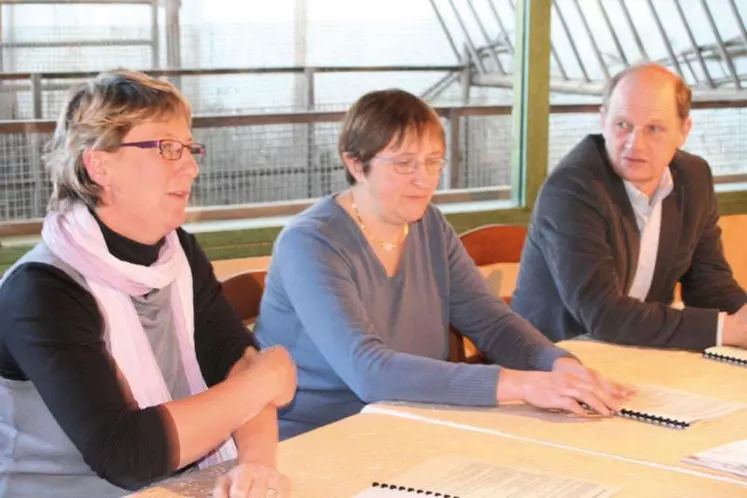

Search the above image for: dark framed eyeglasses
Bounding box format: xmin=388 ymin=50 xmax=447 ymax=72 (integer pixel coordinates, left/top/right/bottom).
xmin=119 ymin=139 xmax=206 ymax=161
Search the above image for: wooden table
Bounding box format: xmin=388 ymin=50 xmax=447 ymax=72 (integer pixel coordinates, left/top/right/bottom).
xmin=560 ymin=340 xmax=747 ymax=403
xmin=134 ymin=412 xmax=746 ymax=497
xmin=364 ymin=340 xmax=747 ymax=485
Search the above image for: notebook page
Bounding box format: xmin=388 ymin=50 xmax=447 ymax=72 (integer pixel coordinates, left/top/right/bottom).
xmin=622 ymin=385 xmax=746 ymax=423
xmin=682 ymin=440 xmax=747 ymax=478
xmin=355 ymin=455 xmax=618 ymax=498
xmin=705 ymin=346 xmax=747 ymax=362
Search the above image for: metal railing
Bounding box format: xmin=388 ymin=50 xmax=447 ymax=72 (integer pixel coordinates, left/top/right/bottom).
xmin=0 ymin=102 xmax=513 ymax=235
xmin=0 ymin=65 xmax=466 ymax=120
xmin=1 ymin=97 xmax=746 ymax=237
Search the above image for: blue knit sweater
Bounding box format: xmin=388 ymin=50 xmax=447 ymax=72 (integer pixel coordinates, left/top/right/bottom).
xmin=255 ymin=196 xmax=571 ymax=439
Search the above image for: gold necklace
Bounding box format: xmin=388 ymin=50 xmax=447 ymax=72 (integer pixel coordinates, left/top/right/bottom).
xmin=350 ymin=194 xmax=408 ymax=252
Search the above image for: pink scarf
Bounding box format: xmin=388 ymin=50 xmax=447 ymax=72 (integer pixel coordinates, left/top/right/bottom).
xmin=42 ymin=203 xmax=237 ymax=469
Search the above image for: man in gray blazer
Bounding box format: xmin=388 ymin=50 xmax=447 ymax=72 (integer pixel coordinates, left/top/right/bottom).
xmin=512 ymin=63 xmax=747 ymax=351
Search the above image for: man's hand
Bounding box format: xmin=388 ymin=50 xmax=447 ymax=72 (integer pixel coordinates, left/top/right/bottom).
xmin=722 ymin=304 xmax=747 ymax=348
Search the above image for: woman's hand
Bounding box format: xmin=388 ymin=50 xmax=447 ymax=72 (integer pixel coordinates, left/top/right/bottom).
xmin=249 ymin=346 xmax=297 ymax=408
xmin=552 ymin=357 xmax=636 ymax=404
xmin=213 ymin=462 xmax=291 ymax=498
xmin=497 ymin=358 xmax=635 ymax=416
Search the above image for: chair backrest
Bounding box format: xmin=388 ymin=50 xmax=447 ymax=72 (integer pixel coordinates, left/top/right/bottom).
xmin=459 ymin=224 xmax=527 ymax=266
xmin=220 ymin=270 xmax=266 ymax=325
xmin=460 ymin=223 xmax=528 ymax=305
xmin=448 ymin=224 xmax=528 ymax=363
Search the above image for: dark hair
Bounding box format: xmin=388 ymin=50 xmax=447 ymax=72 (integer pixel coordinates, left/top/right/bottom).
xmin=602 ymin=63 xmax=692 ymax=121
xmin=338 ymin=89 xmax=445 ymax=185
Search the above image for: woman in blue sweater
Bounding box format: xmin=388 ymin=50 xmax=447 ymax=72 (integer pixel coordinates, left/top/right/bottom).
xmin=255 ymin=89 xmax=631 ymax=439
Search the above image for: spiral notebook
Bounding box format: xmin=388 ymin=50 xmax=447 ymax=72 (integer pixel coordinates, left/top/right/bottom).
xmin=615 ymin=385 xmax=746 ymax=429
xmin=703 ymin=346 xmax=747 ymax=367
xmin=354 ymin=455 xmax=618 ymax=497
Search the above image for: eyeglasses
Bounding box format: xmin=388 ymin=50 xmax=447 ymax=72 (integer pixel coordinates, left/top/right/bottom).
xmin=373 ymin=155 xmax=447 ymax=175
xmin=119 ymin=139 xmax=206 ymax=161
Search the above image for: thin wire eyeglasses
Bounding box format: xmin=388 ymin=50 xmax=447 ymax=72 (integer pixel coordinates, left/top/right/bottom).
xmin=373 ymin=155 xmax=446 ymax=175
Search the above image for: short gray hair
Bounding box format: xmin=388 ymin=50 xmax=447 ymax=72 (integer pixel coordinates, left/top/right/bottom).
xmin=44 ymin=69 xmax=191 ymax=212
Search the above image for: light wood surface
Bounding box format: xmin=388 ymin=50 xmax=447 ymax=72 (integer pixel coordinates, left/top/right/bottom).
xmin=559 ymin=341 xmax=747 ymax=403
xmin=134 ymin=412 xmax=746 ymax=497
xmin=719 ymin=214 xmax=747 ymax=290
xmin=367 ymin=340 xmax=747 ymax=484
xmin=281 ymin=413 xmax=747 ymax=497
xmin=212 ymin=256 xmax=271 ymax=281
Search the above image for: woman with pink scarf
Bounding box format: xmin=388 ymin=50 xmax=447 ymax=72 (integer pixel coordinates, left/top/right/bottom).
xmin=0 ymin=70 xmax=295 ymax=498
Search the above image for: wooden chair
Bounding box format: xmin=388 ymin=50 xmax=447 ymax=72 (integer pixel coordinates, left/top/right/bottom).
xmin=220 ymin=270 xmax=267 ymax=326
xmin=459 ymin=224 xmax=527 ymax=297
xmin=448 ymin=224 xmax=528 ymax=363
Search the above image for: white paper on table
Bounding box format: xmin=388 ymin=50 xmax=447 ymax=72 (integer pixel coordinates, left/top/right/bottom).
xmin=621 ymin=385 xmax=746 ymax=424
xmin=353 ymin=455 xmax=619 ymax=498
xmin=682 ymin=440 xmax=747 ymax=478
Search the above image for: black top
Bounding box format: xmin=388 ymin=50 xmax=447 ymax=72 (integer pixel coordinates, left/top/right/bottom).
xmin=0 ymin=219 xmax=257 ymax=490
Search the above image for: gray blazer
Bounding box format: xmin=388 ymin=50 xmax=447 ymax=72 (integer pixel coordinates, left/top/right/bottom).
xmin=512 ymin=134 xmax=746 ymax=350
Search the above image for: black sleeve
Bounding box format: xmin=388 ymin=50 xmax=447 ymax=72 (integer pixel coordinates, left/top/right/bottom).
xmin=0 ymin=264 xmax=177 ymax=491
xmin=178 ymin=229 xmax=259 ymax=387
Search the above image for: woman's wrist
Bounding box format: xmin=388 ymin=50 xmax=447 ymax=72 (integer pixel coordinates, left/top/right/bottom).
xmin=496 ymin=368 xmax=526 ymax=404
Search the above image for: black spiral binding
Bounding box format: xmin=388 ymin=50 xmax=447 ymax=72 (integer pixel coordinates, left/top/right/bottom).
xmin=371 ymin=481 xmax=460 ymax=497
xmin=617 ymin=408 xmax=690 ymax=429
xmin=702 ymin=350 xmax=747 ymax=367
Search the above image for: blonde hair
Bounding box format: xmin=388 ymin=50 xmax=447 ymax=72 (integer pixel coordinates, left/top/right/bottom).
xmin=44 ymin=69 xmax=191 ymax=212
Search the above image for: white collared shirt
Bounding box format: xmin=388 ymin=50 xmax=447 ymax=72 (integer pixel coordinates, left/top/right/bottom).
xmin=624 ymin=168 xmax=723 ymax=345
xmin=624 ymin=167 xmax=673 ymax=300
